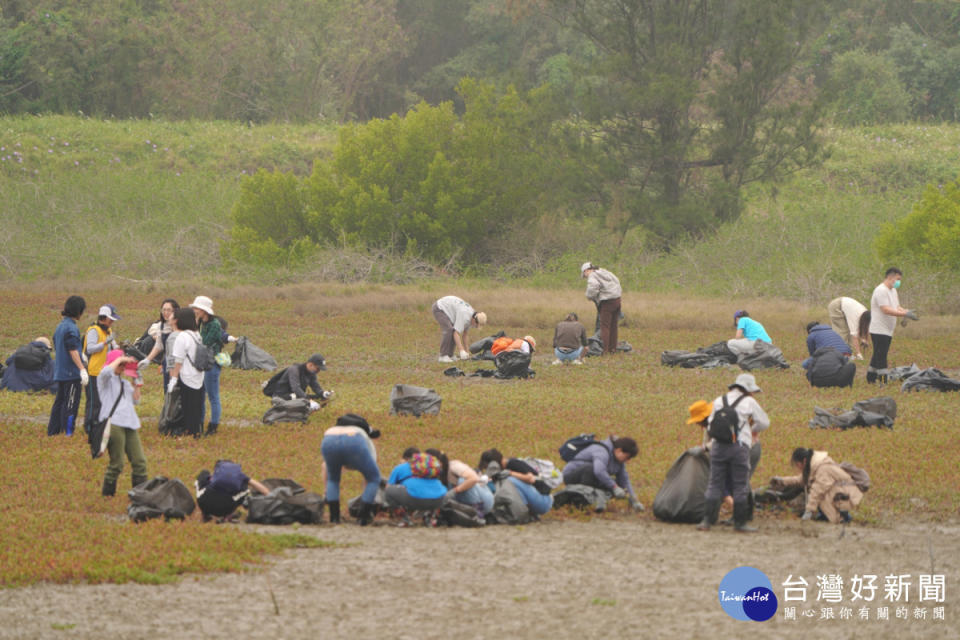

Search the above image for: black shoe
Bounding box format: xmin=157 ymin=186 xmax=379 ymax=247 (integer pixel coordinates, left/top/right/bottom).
xmin=204 ymin=422 xmax=218 ymax=437
xmin=101 ymin=478 xmax=117 ymax=497
xmin=357 ymin=502 xmax=376 ymax=526
xmin=327 ymin=500 xmax=340 ymax=524
xmin=131 ymin=475 xmax=147 ymax=489
xmin=733 ymin=501 xmax=758 ymax=533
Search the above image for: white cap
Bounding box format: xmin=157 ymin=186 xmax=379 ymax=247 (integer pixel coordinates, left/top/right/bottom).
xmin=98 ymin=304 xmax=120 ymax=321
xmin=580 ymin=262 xmax=594 ymax=276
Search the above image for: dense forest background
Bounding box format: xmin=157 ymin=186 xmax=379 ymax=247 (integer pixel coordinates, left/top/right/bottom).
xmin=2 ymin=0 xmax=960 ymax=297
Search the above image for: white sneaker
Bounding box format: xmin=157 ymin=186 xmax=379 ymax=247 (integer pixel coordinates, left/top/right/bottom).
xmin=551 ymin=359 xmax=562 ymax=366
xmin=573 ymin=360 xmax=583 ymax=365
xmin=438 ymin=355 xmax=455 ymax=363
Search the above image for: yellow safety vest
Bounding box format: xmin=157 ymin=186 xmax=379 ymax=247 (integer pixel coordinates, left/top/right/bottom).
xmin=82 ymin=324 xmax=112 ymax=376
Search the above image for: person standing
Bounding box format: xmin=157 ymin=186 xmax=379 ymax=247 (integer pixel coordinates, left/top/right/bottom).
xmin=581 ymin=262 xmax=622 ymax=355
xmin=432 ymin=296 xmax=486 ymax=363
xmin=190 ymin=296 xmax=223 ymax=436
xmin=97 ymin=350 xmax=148 ymax=497
xmin=48 ymin=295 xmax=89 ymax=436
xmin=83 ymin=304 xmax=120 ymax=435
xmin=697 ymin=373 xmax=769 ymax=533
xmin=827 ymin=297 xmax=870 ymax=360
xmin=552 ymin=312 xmax=587 ymax=365
xmin=867 ymin=268 xmax=916 ymax=384
xmin=139 ymin=298 xmax=180 ymax=389
xmin=168 ymin=308 xmax=204 ymax=438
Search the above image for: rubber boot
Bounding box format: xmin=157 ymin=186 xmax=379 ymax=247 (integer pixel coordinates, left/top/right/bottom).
xmin=102 ymin=478 xmax=117 ymax=497
xmin=697 ymin=498 xmax=721 ymax=531
xmin=733 ymin=501 xmax=758 ymax=533
xmin=204 ymin=422 xmax=218 ymax=437
xmin=357 ymin=502 xmax=376 ymax=526
xmin=327 ymin=500 xmax=340 ymax=524
xmin=132 ymin=474 xmax=148 ymax=489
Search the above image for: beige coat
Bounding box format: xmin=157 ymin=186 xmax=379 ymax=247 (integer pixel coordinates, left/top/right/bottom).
xmin=780 ymin=451 xmax=863 ymax=524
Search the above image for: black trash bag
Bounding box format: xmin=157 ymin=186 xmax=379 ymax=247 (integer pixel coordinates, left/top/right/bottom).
xmin=390 ymin=384 xmax=441 ymax=416
xmin=737 ymin=341 xmax=790 ymax=370
xmin=806 ymin=347 xmax=856 ymax=388
xmin=900 ymin=368 xmax=960 ymax=392
xmin=469 ymin=330 xmax=506 ymax=361
xmin=809 ymin=396 xmax=896 ymax=430
xmin=493 ymin=350 xmax=534 ymax=379
xmin=231 ymin=336 xmax=278 ymax=371
xmin=2 ymin=347 xmax=56 ymax=393
xmin=652 ymin=447 xmax=711 ymax=523
xmin=437 ymin=500 xmax=486 ymax=527
xmin=443 ymin=367 xmax=465 ymax=377
xmin=246 ymin=481 xmax=324 ymax=525
xmin=12 ymin=341 xmax=51 ymax=371
xmin=881 ymin=364 xmax=921 ymax=381
xmin=262 ymin=396 xmax=312 ymax=424
xmin=127 ymin=476 xmax=196 ymax=523
xmin=661 ymin=341 xmax=737 ymax=369
xmin=490 ymin=471 xmax=533 ymax=524
xmin=347 ymin=486 xmax=387 ymax=518
xmin=551 ymin=484 xmax=610 ymax=512
xmin=584 ymin=331 xmax=633 ymax=358
xmin=158 ymin=387 xmax=185 ymax=436
xmin=132 ymin=331 xmax=160 ymax=365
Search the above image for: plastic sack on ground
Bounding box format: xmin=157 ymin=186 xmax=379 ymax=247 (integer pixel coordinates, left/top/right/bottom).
xmin=231 ymin=336 xmax=278 ymax=371
xmin=652 ymin=447 xmax=710 ymax=523
xmin=127 ymin=476 xmax=196 ymax=523
xmin=390 ymin=384 xmax=441 ymax=416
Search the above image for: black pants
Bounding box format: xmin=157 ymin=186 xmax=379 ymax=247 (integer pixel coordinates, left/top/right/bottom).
xmin=84 ymin=376 xmax=101 ymax=434
xmin=48 ymin=378 xmax=82 ymax=436
xmin=179 ymin=383 xmax=205 ymax=437
xmin=867 ymin=333 xmax=892 ymax=383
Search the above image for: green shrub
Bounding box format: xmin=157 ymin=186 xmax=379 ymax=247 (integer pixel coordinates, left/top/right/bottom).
xmin=876 ymin=179 xmax=960 ymax=270
xmin=828 ymin=50 xmax=911 ymax=126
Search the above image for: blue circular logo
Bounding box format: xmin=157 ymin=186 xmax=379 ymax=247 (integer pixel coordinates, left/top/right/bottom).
xmin=718 ymin=566 xmax=778 ymax=621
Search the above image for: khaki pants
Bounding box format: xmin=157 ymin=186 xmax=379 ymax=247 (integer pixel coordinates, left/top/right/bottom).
xmin=827 ymin=298 xmax=853 ymax=348
xmin=104 ymin=426 xmax=147 ymax=485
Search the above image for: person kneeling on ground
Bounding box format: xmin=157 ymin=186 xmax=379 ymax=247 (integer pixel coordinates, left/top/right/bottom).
xmin=196 ymin=460 xmax=270 ymax=523
xmin=426 ymin=448 xmax=494 ymax=517
xmin=727 ymin=310 xmax=772 ymax=358
xmin=98 ymin=350 xmax=148 ymax=497
xmin=552 ymin=313 xmax=587 ymax=365
xmin=321 ymin=413 xmax=382 ymax=525
xmin=698 ymin=373 xmax=769 ymax=533
xmin=478 ymin=449 xmax=554 ymax=516
xmin=384 ymin=447 xmax=448 ymax=526
xmin=561 ymin=436 xmax=643 ymax=511
xmin=268 ymin=353 xmax=333 ymax=409
xmin=1 ymin=337 xmax=57 ymax=393
xmin=770 ymin=448 xmax=862 ymax=524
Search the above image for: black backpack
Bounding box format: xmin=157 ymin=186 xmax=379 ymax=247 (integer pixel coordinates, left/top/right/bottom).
xmin=262 ymin=367 xmax=288 ymax=397
xmin=707 ymin=394 xmax=746 ymax=444
xmin=558 ymin=433 xmax=607 ymax=462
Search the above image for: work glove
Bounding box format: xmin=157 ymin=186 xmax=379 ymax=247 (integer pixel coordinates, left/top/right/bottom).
xmin=167 ymin=377 xmax=178 ymax=394
xmin=612 ymin=486 xmax=627 ymax=499
xmin=308 ymin=400 xmax=321 ymax=411
xmin=629 ymin=498 xmax=645 ymax=512
xmin=801 ymin=510 xmax=813 ymax=521
xmin=901 ymin=309 xmax=920 ymax=327
xmin=227 ymin=335 xmax=238 ymax=343
xmin=137 ymin=358 xmax=152 ymax=370
xmin=79 ymin=368 xmax=89 ymax=386
xmin=289 ymin=393 xmax=297 ymax=400
xmin=322 ymin=390 xmax=334 ymax=400
xmin=458 ymin=349 xmax=470 ymax=360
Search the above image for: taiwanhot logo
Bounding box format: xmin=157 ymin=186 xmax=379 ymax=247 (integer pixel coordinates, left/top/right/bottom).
xmin=718 ymin=566 xmax=778 ymax=621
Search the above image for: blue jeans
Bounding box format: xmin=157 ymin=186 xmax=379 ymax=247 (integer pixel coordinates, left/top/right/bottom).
xmin=321 ymin=434 xmax=381 ymax=503
xmin=554 ymin=347 xmax=583 ymax=362
xmin=508 ymin=477 xmax=553 ymax=515
xmin=456 ymin=478 xmax=494 ymax=515
xmin=201 ymin=364 xmax=221 ymax=425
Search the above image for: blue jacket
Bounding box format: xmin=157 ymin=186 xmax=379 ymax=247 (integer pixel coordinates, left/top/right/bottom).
xmin=806 ymin=324 xmax=851 ymax=357
xmin=52 ymin=317 xmax=83 ymax=381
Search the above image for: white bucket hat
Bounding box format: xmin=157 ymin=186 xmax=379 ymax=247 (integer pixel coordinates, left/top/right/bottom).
xmin=730 ymin=373 xmax=761 ymax=393
xmin=190 ymin=295 xmax=215 ymax=316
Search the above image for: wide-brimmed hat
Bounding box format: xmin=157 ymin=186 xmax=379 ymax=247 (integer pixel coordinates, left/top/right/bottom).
xmin=580 ymin=262 xmax=595 ymax=277
xmin=308 ymin=353 xmax=327 ymax=370
xmin=34 ymin=337 xmax=51 ymax=349
xmin=523 ymin=335 xmax=536 ymax=351
xmin=687 ymin=400 xmax=712 ymax=424
xmin=190 ymin=295 xmax=215 ymax=316
xmin=473 ymin=311 xmax=487 ymax=327
xmin=730 ymin=373 xmax=761 ymax=393
xmin=98 ymin=304 xmax=121 ymax=321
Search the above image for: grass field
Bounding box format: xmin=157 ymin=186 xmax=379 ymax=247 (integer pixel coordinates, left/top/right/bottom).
xmin=2 ymin=283 xmax=958 ymax=587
